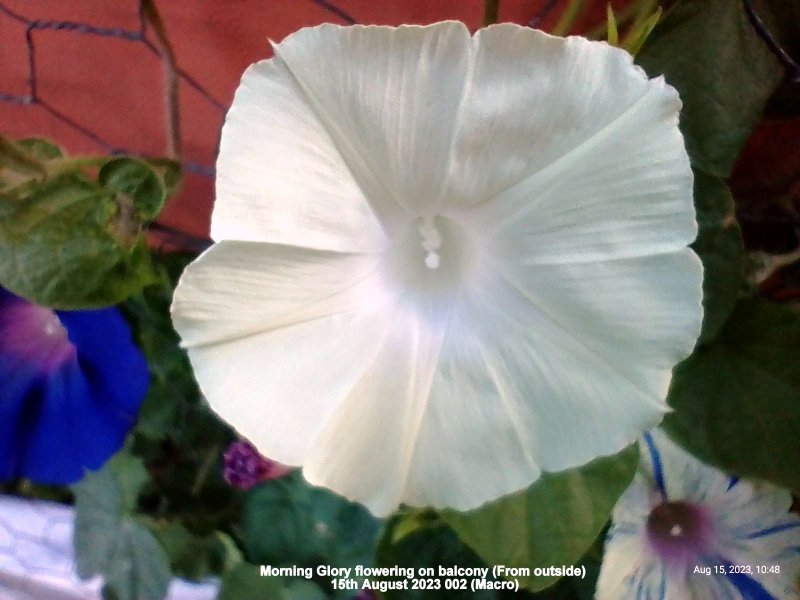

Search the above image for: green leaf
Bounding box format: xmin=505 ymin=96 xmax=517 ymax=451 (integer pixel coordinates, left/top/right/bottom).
xmin=636 ymin=0 xmax=787 ymax=342
xmin=145 ymin=158 xmax=183 ymax=199
xmin=148 ymin=523 xmax=242 ymax=581
xmin=17 ymin=137 xmax=65 ymax=160
xmin=0 ymin=137 xmax=49 ymax=190
xmin=220 ymin=563 xmax=328 ymax=600
xmin=375 ymin=517 xmax=500 ymax=600
xmin=124 ymin=254 xmax=200 ymax=441
xmin=441 ymin=445 xmax=638 ymax=592
xmin=623 ymin=6 xmax=661 ymax=56
xmin=637 ymin=0 xmax=784 ymax=178
xmin=241 ymin=472 xmax=381 ymax=576
xmin=691 ymin=171 xmax=745 ymax=343
xmin=107 ymin=451 xmax=151 ymax=512
xmin=529 ymin=558 xmax=602 ymax=600
xmin=73 ymin=464 xmax=172 ymax=600
xmin=240 ymin=472 xmax=381 ymax=598
xmin=606 ymin=3 xmax=618 ymax=46
xmin=0 ymin=137 xmax=181 ymax=308
xmin=99 ymin=158 xmax=167 ymax=221
xmin=665 ymin=299 xmax=800 ymax=490
xmin=0 ymin=172 xmax=157 ymax=308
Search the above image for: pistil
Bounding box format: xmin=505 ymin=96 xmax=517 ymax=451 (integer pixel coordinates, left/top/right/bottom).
xmin=418 ymin=215 xmax=442 ymax=270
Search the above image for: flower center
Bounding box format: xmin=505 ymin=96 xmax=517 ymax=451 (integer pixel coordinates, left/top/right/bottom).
xmin=645 ymin=501 xmax=714 ymax=568
xmin=383 ymin=215 xmax=479 ymax=312
xmin=1 ymin=300 xmax=75 ymax=371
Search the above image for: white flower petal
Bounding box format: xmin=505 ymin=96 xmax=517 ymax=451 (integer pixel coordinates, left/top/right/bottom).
xmin=303 ymin=311 xmax=446 ymax=517
xmin=641 ymin=430 xmax=735 ymax=507
xmin=401 ymin=302 xmax=543 ymax=510
xmin=713 ymin=478 xmax=800 ymax=598
xmin=171 ymin=241 xmax=395 ymax=464
xmin=271 ymin=22 xmax=471 ymax=217
xmin=595 ymin=531 xmax=649 ymax=600
xmin=402 ymin=272 xmax=674 ymax=512
xmin=445 ymin=27 xmax=672 ymax=199
xmin=495 ymin=249 xmax=703 ymax=371
xmin=212 ymin=58 xmax=387 ymax=251
xmin=449 ymin=26 xmax=694 ymax=262
xmin=474 ymin=109 xmax=695 ymax=262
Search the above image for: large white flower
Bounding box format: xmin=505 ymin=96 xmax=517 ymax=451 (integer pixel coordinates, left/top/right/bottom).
xmin=171 ymin=22 xmax=703 ymax=516
xmin=597 ymin=430 xmax=800 ymax=599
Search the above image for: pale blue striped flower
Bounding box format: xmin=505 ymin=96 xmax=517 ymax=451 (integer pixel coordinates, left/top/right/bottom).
xmin=597 ymin=429 xmax=800 ymax=599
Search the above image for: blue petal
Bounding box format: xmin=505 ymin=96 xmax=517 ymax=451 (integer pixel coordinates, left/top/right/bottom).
xmin=746 ymin=521 xmax=800 ymax=539
xmin=21 ymin=359 xmax=141 ymax=483
xmin=57 ymin=308 xmax=150 ymax=415
xmin=0 ymin=300 xmax=149 ymax=484
xmin=0 ymin=363 xmax=43 ymax=480
xmin=724 ymin=571 xmax=774 ymax=600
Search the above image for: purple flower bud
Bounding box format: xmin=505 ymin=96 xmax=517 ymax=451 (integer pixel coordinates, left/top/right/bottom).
xmin=222 ymin=440 xmax=291 ymax=490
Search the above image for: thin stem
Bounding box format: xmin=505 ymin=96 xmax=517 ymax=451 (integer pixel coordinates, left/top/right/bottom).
xmin=191 ymin=443 xmax=220 ymax=496
xmin=530 ymin=0 xmax=559 ymax=28
xmin=743 ymin=0 xmax=800 ymax=83
xmin=483 ymin=0 xmax=500 ymax=26
xmin=142 ymin=0 xmax=182 ymax=159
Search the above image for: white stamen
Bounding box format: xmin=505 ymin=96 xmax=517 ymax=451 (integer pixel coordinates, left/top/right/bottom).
xmin=670 ymin=524 xmax=683 ymax=537
xmin=419 ymin=215 xmax=442 ymax=270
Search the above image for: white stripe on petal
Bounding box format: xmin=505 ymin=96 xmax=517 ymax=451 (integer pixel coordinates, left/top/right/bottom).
xmin=494 ymin=249 xmax=703 ymax=371
xmin=272 ymin=22 xmax=472 ymax=218
xmin=466 ymin=79 xmax=695 ymax=264
xmin=303 ymin=310 xmax=446 ymax=516
xmin=213 ymin=57 xmax=389 ymax=251
xmin=445 ymin=27 xmax=683 ymax=213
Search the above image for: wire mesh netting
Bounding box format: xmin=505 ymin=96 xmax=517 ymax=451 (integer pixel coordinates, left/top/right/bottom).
xmin=0 ymin=0 xmax=368 ymax=239
xmin=0 ymin=0 xmax=225 ymax=173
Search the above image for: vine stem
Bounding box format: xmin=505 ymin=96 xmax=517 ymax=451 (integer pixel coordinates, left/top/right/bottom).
xmin=483 ymin=0 xmax=500 ymax=27
xmin=141 ymin=0 xmax=182 ymax=159
xmin=742 ymin=0 xmax=800 ymax=83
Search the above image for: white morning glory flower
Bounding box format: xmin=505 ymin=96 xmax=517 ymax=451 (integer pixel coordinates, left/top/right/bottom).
xmin=171 ymin=22 xmax=703 ymax=516
xmin=597 ymin=429 xmax=800 ymax=599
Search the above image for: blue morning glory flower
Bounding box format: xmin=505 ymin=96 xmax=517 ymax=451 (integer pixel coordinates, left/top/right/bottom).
xmin=0 ymin=289 xmax=149 ymax=484
xmin=597 ymin=429 xmax=800 ymax=599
